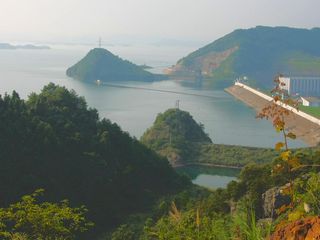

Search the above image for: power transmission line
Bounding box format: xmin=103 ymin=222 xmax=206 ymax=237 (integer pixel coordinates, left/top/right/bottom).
xmin=98 ymin=37 xmax=102 ymax=48
xmin=175 ymin=100 xmax=180 ymax=109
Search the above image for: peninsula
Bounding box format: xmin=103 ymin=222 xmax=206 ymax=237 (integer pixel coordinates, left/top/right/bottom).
xmin=167 ymin=26 xmax=320 ymax=88
xmin=141 ymin=108 xmax=277 ymax=167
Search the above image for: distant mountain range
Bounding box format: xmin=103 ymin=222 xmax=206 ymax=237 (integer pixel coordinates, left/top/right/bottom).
xmin=167 ymin=26 xmax=320 ymax=89
xmin=66 ymin=48 xmax=167 ymax=82
xmin=0 ymin=43 xmax=50 ymax=50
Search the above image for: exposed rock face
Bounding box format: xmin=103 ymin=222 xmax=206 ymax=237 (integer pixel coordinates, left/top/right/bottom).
xmin=270 ymin=216 xmax=320 ymax=240
xmin=262 ymin=187 xmax=291 ymax=219
xmin=166 ymin=46 xmax=238 ymax=78
xmin=167 ymin=26 xmax=320 ymax=88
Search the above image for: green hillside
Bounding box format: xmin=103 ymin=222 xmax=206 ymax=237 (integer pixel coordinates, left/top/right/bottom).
xmin=0 ymin=84 xmax=187 ymax=238
xmin=3 ymin=86 xmax=320 ymax=239
xmin=170 ymin=26 xmax=320 ymax=88
xmin=140 ymin=108 xmax=278 ymax=167
xmin=66 ymin=48 xmax=166 ymax=82
xmin=141 ymin=108 xmax=212 ymax=165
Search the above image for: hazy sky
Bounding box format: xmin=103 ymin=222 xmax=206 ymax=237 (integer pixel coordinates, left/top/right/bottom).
xmin=1 ymin=0 xmax=319 ymax=44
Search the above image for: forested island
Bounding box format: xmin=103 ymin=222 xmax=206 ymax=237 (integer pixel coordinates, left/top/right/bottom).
xmin=66 ymin=48 xmax=166 ymax=82
xmin=2 ymin=84 xmax=320 ymax=239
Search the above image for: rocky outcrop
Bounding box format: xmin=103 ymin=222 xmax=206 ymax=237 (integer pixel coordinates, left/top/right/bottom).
xmin=270 ymin=216 xmax=320 ymax=240
xmin=262 ymin=186 xmax=291 ymax=219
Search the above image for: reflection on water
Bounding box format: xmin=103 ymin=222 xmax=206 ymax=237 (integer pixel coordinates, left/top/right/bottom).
xmin=176 ymin=166 xmax=240 ymax=189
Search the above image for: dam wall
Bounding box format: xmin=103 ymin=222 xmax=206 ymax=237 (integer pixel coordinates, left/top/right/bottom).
xmin=226 ymin=83 xmax=320 ymax=146
xmin=235 ymin=82 xmax=320 ymax=125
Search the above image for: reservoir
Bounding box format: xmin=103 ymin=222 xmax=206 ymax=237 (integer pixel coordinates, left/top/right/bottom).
xmin=0 ymin=44 xmax=306 ymax=148
xmin=0 ymin=44 xmax=306 ymax=188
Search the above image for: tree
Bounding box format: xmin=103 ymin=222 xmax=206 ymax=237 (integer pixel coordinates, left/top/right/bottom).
xmin=0 ymin=189 xmax=93 ymax=240
xmin=0 ymin=83 xmax=185 ymax=236
xmin=258 ymin=75 xmax=320 ymax=236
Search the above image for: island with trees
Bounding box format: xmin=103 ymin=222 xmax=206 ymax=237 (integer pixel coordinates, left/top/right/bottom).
xmin=66 ymin=48 xmax=167 ymax=82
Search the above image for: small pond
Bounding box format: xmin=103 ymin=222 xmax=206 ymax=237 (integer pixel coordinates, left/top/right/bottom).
xmin=177 ymin=165 xmax=241 ymax=189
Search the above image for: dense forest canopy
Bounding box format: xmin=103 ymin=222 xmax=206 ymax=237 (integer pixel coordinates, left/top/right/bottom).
xmin=0 ymin=83 xmax=188 ymax=238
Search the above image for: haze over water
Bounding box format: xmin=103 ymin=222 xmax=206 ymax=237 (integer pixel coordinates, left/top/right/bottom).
xmin=0 ymin=44 xmax=306 ymax=148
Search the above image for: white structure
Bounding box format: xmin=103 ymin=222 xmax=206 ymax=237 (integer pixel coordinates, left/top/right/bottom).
xmin=234 ymin=82 xmax=320 ymax=125
xmin=279 ymin=77 xmax=320 ymax=97
xmin=301 ymin=97 xmax=320 ymax=107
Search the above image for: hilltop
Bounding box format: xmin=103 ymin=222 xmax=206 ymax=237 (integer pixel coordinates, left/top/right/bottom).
xmin=141 ymin=108 xmax=277 ymax=167
xmin=66 ymin=48 xmax=166 ymax=82
xmin=141 ymin=108 xmax=212 ymax=165
xmin=168 ymin=26 xmax=320 ymax=88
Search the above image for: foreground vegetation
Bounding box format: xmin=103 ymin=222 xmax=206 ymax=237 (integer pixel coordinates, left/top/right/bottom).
xmin=0 ymin=84 xmax=188 ymax=239
xmin=0 ymin=189 xmax=93 ymax=239
xmin=2 ymin=80 xmax=320 ymax=239
xmin=110 ymin=150 xmax=320 ymax=239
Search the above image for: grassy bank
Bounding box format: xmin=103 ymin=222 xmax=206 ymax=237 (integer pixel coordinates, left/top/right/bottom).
xmin=299 ymin=105 xmax=320 ymax=118
xmin=195 ymin=144 xmax=277 ymax=167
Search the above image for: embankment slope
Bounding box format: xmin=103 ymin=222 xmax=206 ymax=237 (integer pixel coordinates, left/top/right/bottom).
xmin=226 ymin=85 xmax=320 ymax=146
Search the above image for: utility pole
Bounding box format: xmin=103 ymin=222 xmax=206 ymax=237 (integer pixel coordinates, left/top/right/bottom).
xmin=98 ymin=37 xmax=102 ymax=48
xmin=175 ymin=100 xmax=180 ymax=109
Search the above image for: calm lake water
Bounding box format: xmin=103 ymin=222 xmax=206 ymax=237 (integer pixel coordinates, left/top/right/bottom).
xmin=0 ymin=44 xmax=307 ymax=188
xmin=177 ymin=166 xmax=240 ymax=189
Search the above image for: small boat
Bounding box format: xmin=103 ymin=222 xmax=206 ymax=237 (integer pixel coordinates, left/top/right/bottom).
xmin=95 ymin=79 xmax=101 ymax=85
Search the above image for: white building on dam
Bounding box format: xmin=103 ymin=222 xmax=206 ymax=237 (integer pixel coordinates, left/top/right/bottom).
xmin=279 ymin=76 xmax=320 ymax=97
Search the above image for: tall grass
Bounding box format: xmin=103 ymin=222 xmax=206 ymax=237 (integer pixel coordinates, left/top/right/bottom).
xmin=232 ymin=202 xmax=271 ymax=240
